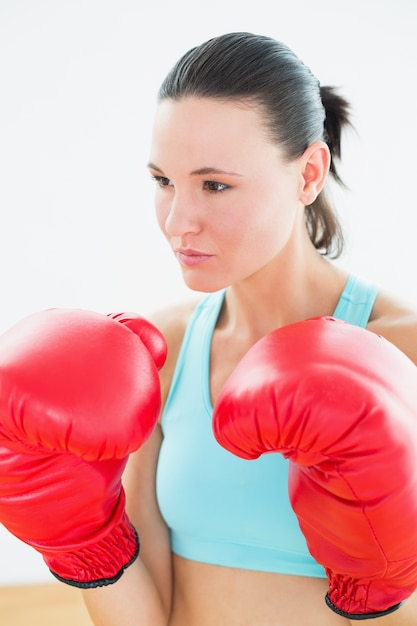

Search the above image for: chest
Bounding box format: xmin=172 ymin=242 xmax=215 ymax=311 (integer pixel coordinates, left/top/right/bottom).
xmin=209 ymin=329 xmax=256 ymax=405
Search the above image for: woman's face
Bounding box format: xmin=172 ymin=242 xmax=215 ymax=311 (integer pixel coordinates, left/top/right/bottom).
xmin=148 ymin=97 xmax=305 ymax=292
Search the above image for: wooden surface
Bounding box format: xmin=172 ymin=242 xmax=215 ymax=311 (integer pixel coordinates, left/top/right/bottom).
xmin=0 ymin=583 xmax=93 ymax=626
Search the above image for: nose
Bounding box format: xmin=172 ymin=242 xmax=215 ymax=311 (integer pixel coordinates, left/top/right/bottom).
xmin=163 ymin=191 xmax=202 ymax=238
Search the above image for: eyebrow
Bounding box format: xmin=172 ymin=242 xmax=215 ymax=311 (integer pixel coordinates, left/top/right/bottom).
xmin=147 ymin=162 xmax=243 ymax=178
xmin=190 ymin=166 xmax=243 ymax=177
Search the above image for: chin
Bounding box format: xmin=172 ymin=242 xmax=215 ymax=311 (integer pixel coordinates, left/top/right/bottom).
xmin=182 ymin=274 xmax=228 ymax=294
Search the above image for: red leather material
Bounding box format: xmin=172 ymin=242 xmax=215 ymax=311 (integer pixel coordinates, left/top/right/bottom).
xmin=0 ymin=308 xmax=166 ymax=586
xmin=213 ymin=316 xmax=417 ymax=616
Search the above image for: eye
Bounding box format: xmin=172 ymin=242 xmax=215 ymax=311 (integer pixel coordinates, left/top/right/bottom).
xmin=203 ymin=180 xmax=230 ymax=193
xmin=150 ymin=175 xmax=173 ymax=188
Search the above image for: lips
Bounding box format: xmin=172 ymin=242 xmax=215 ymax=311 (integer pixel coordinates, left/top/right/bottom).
xmin=175 ymin=248 xmax=214 ymax=267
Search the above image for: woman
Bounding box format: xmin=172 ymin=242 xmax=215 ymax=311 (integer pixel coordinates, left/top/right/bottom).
xmin=83 ymin=32 xmax=417 ymax=624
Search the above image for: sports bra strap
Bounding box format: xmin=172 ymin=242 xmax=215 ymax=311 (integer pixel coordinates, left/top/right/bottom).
xmin=333 ymin=275 xmax=378 ymax=328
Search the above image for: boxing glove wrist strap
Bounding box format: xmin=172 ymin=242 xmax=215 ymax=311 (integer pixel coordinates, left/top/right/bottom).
xmin=325 ymin=594 xmax=404 ymax=620
xmin=46 ymin=517 xmax=140 ymax=588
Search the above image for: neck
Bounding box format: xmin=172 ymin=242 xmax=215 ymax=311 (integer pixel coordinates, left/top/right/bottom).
xmin=219 ymin=238 xmax=347 ymax=341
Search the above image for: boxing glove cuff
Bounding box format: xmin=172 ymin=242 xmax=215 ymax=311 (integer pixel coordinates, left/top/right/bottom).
xmin=45 ymin=513 xmax=140 ymax=588
xmin=325 ymin=593 xmax=403 ymax=620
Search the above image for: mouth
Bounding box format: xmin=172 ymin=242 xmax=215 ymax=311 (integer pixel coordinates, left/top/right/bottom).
xmin=175 ymin=248 xmax=214 ymax=267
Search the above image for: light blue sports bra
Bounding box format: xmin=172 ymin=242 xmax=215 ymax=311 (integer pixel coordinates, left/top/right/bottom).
xmin=156 ymin=275 xmax=379 ymax=576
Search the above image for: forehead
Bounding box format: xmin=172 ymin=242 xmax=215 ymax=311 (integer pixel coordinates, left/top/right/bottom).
xmin=149 ymin=97 xmax=275 ymax=166
xmin=152 ymin=96 xmax=259 ymax=128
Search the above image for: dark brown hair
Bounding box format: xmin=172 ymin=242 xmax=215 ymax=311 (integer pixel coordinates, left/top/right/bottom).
xmin=158 ymin=32 xmax=352 ymax=258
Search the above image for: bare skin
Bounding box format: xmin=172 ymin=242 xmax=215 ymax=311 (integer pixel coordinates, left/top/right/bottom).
xmin=124 ymin=287 xmax=417 ymax=626
xmin=83 ymin=97 xmax=417 ymax=625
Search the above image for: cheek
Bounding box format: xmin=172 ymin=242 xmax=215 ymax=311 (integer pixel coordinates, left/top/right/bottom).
xmin=226 ymin=195 xmax=299 ymax=264
xmin=215 ymin=210 xmax=273 ymax=271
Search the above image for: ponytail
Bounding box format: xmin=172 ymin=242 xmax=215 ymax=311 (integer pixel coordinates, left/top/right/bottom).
xmin=321 ymin=86 xmax=352 ymax=185
xmin=305 ymin=86 xmax=352 ymax=258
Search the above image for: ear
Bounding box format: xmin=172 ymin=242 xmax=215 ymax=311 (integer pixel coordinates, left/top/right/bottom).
xmin=298 ymin=141 xmax=331 ymax=206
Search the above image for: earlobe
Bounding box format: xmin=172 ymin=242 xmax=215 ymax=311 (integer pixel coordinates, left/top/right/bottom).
xmin=299 ymin=141 xmax=331 ymax=206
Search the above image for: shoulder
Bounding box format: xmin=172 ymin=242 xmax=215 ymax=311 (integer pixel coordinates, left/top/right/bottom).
xmin=368 ymin=288 xmax=417 ymax=365
xmin=147 ymin=297 xmax=203 ymax=407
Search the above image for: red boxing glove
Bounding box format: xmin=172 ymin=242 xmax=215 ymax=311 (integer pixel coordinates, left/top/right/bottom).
xmin=0 ymin=308 xmax=166 ymax=587
xmin=213 ymin=317 xmax=417 ymax=619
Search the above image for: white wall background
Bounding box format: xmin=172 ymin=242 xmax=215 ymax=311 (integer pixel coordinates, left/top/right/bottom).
xmin=0 ymin=0 xmax=416 ymax=585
